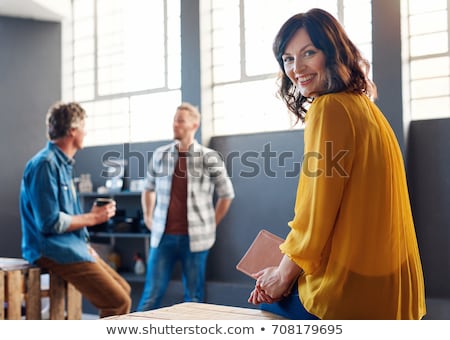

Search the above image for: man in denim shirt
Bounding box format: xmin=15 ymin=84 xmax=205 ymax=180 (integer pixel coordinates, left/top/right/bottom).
xmin=20 ymin=102 xmax=131 ymax=318
xmin=137 ymin=102 xmax=235 ymax=311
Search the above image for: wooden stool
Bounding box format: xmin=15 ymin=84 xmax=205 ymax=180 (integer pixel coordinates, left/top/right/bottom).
xmin=0 ymin=258 xmax=82 ymax=320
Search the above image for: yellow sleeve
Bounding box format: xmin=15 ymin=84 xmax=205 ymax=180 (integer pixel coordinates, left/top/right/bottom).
xmin=280 ymin=95 xmax=355 ymax=274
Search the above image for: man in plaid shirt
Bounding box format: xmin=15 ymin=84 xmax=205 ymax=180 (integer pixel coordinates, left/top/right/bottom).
xmin=137 ymin=102 xmax=235 ymax=311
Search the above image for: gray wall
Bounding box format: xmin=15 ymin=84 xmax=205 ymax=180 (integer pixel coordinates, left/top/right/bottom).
xmin=407 ymin=119 xmax=450 ymax=299
xmin=207 ymin=131 xmax=303 ymax=284
xmin=0 ymin=16 xmax=61 ymax=257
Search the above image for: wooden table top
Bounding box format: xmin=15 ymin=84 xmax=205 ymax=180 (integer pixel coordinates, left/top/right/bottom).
xmin=104 ymin=302 xmax=285 ymax=320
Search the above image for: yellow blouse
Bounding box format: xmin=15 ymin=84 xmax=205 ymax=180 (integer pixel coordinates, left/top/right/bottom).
xmin=280 ymin=92 xmax=426 ymax=319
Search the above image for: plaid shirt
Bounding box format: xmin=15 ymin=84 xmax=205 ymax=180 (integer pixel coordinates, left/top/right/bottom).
xmin=144 ymin=141 xmax=235 ymax=252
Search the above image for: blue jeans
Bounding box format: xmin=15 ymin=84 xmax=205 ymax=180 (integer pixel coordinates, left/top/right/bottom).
xmin=260 ymin=285 xmax=319 ymax=320
xmin=137 ymin=234 xmax=209 ymax=311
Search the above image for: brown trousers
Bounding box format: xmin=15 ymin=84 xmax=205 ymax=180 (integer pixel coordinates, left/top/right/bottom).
xmin=37 ymin=255 xmax=132 ymax=318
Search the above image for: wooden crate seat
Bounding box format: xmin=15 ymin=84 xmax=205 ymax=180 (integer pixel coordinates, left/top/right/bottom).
xmin=0 ymin=258 xmax=82 ymax=320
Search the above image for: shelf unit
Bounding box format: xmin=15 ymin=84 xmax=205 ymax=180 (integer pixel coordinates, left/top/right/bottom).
xmin=79 ymin=191 xmax=142 ymax=198
xmin=79 ymin=191 xmax=149 ymax=283
xmin=89 ymin=231 xmax=150 ymax=262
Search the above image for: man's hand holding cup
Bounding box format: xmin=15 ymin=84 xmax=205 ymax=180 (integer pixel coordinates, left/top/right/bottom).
xmin=92 ymin=197 xmax=116 ymax=224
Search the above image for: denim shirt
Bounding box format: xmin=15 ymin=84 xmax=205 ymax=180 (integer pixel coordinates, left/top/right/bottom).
xmin=20 ymin=141 xmax=93 ymax=264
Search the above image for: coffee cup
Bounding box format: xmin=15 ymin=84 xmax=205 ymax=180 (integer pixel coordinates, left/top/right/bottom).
xmin=95 ymin=197 xmax=114 ymax=206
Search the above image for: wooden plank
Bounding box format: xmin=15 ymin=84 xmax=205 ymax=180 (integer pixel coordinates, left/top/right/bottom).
xmin=66 ymin=282 xmax=82 ymax=320
xmin=104 ymin=302 xmax=286 ymax=320
xmin=104 ymin=313 xmax=168 ymax=320
xmin=0 ymin=270 xmax=5 ymax=320
xmin=7 ymin=270 xmax=23 ymax=320
xmin=164 ymin=302 xmax=284 ymax=319
xmin=26 ymin=267 xmax=41 ymax=320
xmin=49 ymin=273 xmax=65 ymax=320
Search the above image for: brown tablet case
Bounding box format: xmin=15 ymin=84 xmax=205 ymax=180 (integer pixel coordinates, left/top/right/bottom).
xmin=236 ymin=229 xmax=285 ymax=278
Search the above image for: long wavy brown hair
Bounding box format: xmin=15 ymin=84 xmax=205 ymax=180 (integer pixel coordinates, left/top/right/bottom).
xmin=273 ymin=8 xmax=377 ymax=124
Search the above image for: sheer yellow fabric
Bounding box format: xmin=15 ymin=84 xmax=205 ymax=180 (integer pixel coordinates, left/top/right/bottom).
xmin=280 ymin=92 xmax=426 ymax=319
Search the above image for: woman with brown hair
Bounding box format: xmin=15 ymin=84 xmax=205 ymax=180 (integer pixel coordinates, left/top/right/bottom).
xmin=248 ymin=8 xmax=426 ymax=320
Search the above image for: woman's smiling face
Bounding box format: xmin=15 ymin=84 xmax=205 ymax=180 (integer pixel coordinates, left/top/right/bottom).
xmin=282 ymin=27 xmax=327 ymax=98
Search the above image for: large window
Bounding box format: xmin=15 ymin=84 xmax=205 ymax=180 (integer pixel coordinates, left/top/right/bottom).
xmin=402 ymin=0 xmax=449 ymax=120
xmin=62 ymin=0 xmax=181 ymax=146
xmin=63 ymin=0 xmax=373 ymax=145
xmin=204 ymin=0 xmax=373 ymax=136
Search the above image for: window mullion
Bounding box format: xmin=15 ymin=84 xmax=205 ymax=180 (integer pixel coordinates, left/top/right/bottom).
xmin=94 ymin=0 xmax=99 ymax=100
xmin=239 ymin=0 xmax=246 ymax=79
